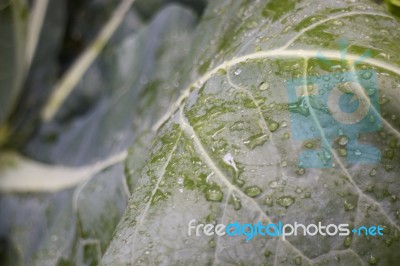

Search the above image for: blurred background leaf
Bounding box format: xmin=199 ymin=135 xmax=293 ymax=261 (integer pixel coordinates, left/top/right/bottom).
xmin=0 ymin=1 xmax=202 ymax=265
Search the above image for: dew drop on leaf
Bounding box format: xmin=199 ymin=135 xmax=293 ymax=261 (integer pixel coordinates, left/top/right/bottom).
xmin=267 ymin=120 xmax=279 ymax=132
xmin=209 ymin=239 xmax=216 ymax=248
xmin=296 ymin=167 xmax=305 ymax=176
xmin=264 ymin=196 xmax=274 ymax=207
xmin=244 ymin=186 xmax=262 ymax=197
xmin=381 ymin=225 xmax=390 ymax=235
xmin=361 ymin=71 xmax=373 ymax=80
xmin=344 ymin=200 xmax=355 ymax=211
xmin=259 ymin=82 xmax=270 ymax=91
xmin=338 ymin=148 xmax=347 ymax=157
xmin=343 ymin=236 xmax=352 ymax=247
xmin=264 ymin=250 xmax=271 ymax=257
xmin=269 ymin=181 xmax=278 ymax=188
xmin=230 ymin=194 xmax=242 ymax=210
xmin=205 ymin=186 xmax=223 ymax=202
xmin=276 ymin=195 xmax=295 ymax=208
xmin=368 ymin=255 xmax=378 ymax=265
xmin=244 ymin=133 xmax=269 ymax=149
xmin=338 ymin=135 xmax=348 ymax=145
xmin=369 ymin=168 xmax=376 ymax=176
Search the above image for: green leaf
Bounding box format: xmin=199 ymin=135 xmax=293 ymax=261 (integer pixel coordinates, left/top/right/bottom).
xmin=103 ymin=0 xmax=400 ymax=265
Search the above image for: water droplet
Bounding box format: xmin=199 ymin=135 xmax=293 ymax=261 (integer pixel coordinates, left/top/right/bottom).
xmin=205 ymin=186 xmax=223 ymax=202
xmin=323 ymin=150 xmax=332 ymax=161
xmin=269 ymin=181 xmax=278 ymax=188
xmin=244 ymin=186 xmax=263 ymax=197
xmin=268 ymin=120 xmax=280 ymax=132
xmin=264 ymin=196 xmax=274 ymax=206
xmin=234 ymin=68 xmax=242 ymax=76
xmin=343 ymin=236 xmax=352 ymax=247
xmin=303 ymin=192 xmax=311 ymax=198
xmin=276 ymin=195 xmax=295 ymax=208
xmin=368 ymin=115 xmax=376 ymax=123
xmin=209 ymin=239 xmax=216 ymax=248
xmin=283 ymin=132 xmax=290 ymax=139
xmin=244 ymin=133 xmax=269 ymax=149
xmin=230 ymin=194 xmax=242 ymax=210
xmin=390 ymin=195 xmax=397 ymax=202
xmin=296 ymin=167 xmax=305 ymax=176
xmin=366 ymin=184 xmax=374 ymax=192
xmin=295 ymin=187 xmax=303 ymax=194
xmin=294 ymin=256 xmax=302 ymax=265
xmin=381 ymin=225 xmax=390 ymax=235
xmin=216 ymin=68 xmax=227 ymax=75
xmin=384 ymin=148 xmax=396 ymax=159
xmin=338 ymin=148 xmax=347 ymax=157
xmin=338 ymin=135 xmax=348 ymax=145
xmin=304 ymin=142 xmax=314 ymax=149
xmin=385 ymin=237 xmax=393 ymax=247
xmin=344 ymin=200 xmax=355 ymax=211
xmin=259 ymin=82 xmax=270 ymax=91
xmin=264 ymin=250 xmax=271 ymax=257
xmin=143 ymin=193 xmax=151 ymax=203
xmin=384 ymin=164 xmax=394 ymax=172
xmin=323 ymin=75 xmax=331 ymax=81
xmin=354 ymin=150 xmax=362 ymax=157
xmin=235 ymin=178 xmax=245 ymax=187
xmin=361 ymin=71 xmax=373 ymax=80
xmin=368 ymin=255 xmax=378 ymax=265
xmin=379 ymin=96 xmax=389 ymax=105
xmin=369 ymin=168 xmax=376 ymax=176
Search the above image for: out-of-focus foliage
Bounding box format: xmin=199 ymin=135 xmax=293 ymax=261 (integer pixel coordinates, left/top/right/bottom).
xmin=0 ymin=1 xmax=198 ymax=265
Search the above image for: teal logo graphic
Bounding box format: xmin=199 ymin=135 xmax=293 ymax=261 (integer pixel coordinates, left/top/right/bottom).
xmin=286 ymin=40 xmax=381 ymax=168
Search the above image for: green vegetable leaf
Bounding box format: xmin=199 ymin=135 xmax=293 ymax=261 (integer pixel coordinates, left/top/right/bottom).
xmin=103 ymin=0 xmax=400 ymax=265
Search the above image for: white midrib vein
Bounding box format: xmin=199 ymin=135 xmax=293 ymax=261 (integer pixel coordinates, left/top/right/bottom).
xmin=152 ymin=49 xmax=400 ymax=133
xmin=178 ymin=107 xmax=312 ymax=264
xmin=152 ymin=10 xmax=399 ymax=133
